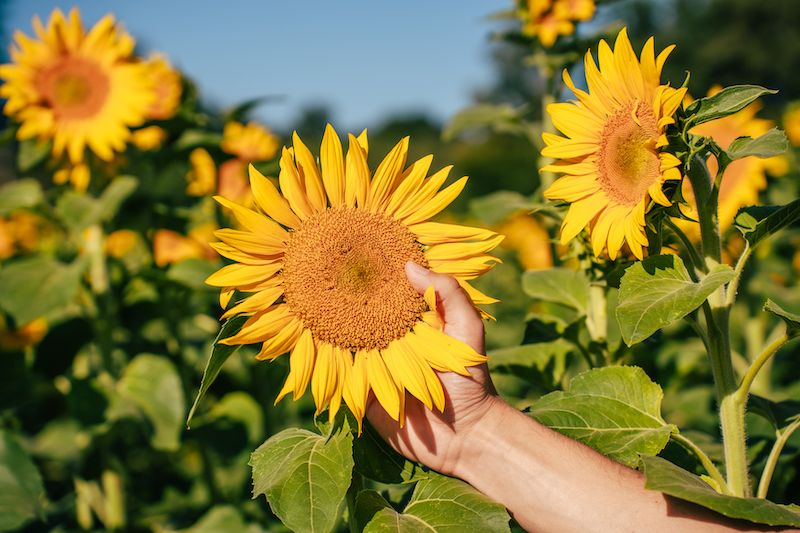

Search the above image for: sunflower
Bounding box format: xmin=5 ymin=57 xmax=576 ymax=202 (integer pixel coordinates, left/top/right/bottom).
xmin=186 ymin=148 xmax=217 ymax=196
xmin=206 ymin=125 xmax=501 ymax=427
xmin=520 ymin=0 xmax=595 ymax=48
xmin=541 ymin=28 xmax=686 ymax=260
xmin=675 ymin=88 xmax=787 ymax=243
xmin=143 ymin=54 xmax=182 ymax=121
xmin=221 ymin=121 xmax=280 ymax=162
xmin=0 ymin=8 xmax=154 ymax=165
xmin=782 ymin=103 xmax=800 ymax=147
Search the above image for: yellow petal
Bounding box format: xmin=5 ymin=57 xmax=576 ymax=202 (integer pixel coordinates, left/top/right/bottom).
xmin=425 ymin=234 xmax=505 ymax=262
xmin=221 ymin=285 xmax=284 ymax=319
xmin=219 ymin=304 xmax=292 ymax=345
xmin=367 ymin=137 xmax=409 ymax=213
xmin=279 ymin=147 xmax=315 ymax=219
xmin=392 ymin=165 xmax=452 ymax=221
xmin=205 ymin=262 xmax=281 ymax=288
xmin=366 ymin=349 xmax=401 ymax=421
xmin=291 ymin=133 xmax=327 ymax=211
xmin=214 ymin=195 xmax=287 ymax=239
xmin=320 ymin=124 xmax=345 ymax=207
xmin=381 ymin=339 xmax=433 ymax=410
xmin=249 ymin=164 xmax=301 ymax=228
xmin=383 ymin=154 xmax=433 ymax=217
xmin=255 ymin=317 xmax=303 ymax=361
xmin=401 ymin=176 xmax=468 ymax=226
xmin=344 ymin=133 xmax=369 ymax=208
xmin=275 ymin=328 xmax=316 ymax=403
xmin=410 ymin=222 xmax=496 ymax=245
xmin=214 ymin=228 xmax=285 ymax=256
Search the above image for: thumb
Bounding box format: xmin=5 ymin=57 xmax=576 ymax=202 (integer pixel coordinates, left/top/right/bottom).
xmin=405 ymin=261 xmax=485 ymax=354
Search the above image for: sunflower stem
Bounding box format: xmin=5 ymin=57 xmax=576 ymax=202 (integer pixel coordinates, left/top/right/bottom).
xmin=735 ymin=332 xmax=791 ymax=406
xmin=689 ymin=155 xmax=750 ymax=497
xmin=725 ymin=242 xmax=752 ymax=307
xmin=85 ymin=224 xmax=116 ymax=376
xmin=757 ymin=418 xmax=800 ymax=499
xmin=664 ymin=217 xmax=704 ymax=278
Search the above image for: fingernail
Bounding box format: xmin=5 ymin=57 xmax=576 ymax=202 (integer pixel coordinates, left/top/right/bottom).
xmin=405 ymin=261 xmax=429 ymax=277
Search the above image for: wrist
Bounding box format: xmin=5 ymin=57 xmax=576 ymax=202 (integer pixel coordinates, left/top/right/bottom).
xmin=447 ymin=395 xmax=515 ymax=481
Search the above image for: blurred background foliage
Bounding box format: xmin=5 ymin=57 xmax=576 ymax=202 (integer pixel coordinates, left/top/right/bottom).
xmin=0 ymin=0 xmax=798 ymax=531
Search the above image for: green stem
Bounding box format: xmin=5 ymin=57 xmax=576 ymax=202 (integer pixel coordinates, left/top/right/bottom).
xmin=664 ymin=217 xmax=704 ymax=278
xmin=757 ymin=418 xmax=800 ymax=499
xmin=725 ymin=243 xmax=752 ymax=307
xmin=671 ymin=433 xmax=730 ymax=494
xmin=686 ymin=156 xmax=721 ymax=264
xmin=84 ymin=225 xmax=115 ymax=375
xmin=735 ymin=332 xmax=790 ymax=405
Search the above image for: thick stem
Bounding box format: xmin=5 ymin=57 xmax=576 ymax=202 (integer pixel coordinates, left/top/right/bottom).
xmin=671 ymin=433 xmax=730 ymax=494
xmin=757 ymin=419 xmax=800 ymax=499
xmin=664 ymin=218 xmax=704 ymax=278
xmin=686 ymin=157 xmax=721 ymax=264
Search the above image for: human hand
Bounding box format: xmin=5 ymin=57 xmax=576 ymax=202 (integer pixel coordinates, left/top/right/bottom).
xmin=365 ymin=261 xmax=500 ymax=477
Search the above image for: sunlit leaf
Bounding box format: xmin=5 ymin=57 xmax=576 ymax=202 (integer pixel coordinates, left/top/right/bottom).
xmin=641 ymin=456 xmax=800 ymax=527
xmin=521 ymin=268 xmax=590 ymax=314
xmin=250 ymin=425 xmax=354 ymax=533
xmin=530 ymin=366 xmax=677 ymax=467
xmin=0 ymin=179 xmax=44 ymax=215
xmin=0 ymin=255 xmax=85 ymax=324
xmin=167 ymin=258 xmax=218 ymax=290
xmin=726 ymin=128 xmax=788 ymax=160
xmin=442 ymin=103 xmax=530 ymax=141
xmin=363 ymin=472 xmax=510 ymax=533
xmin=468 ymin=190 xmax=533 ymax=225
xmin=17 ymin=138 xmax=51 ymax=172
xmin=763 ymin=299 xmax=800 ymax=337
xmin=616 ymin=255 xmax=734 ymax=346
xmin=55 ymin=176 xmax=139 ymax=232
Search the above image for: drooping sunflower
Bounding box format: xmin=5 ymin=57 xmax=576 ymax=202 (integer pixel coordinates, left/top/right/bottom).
xmin=542 ymin=28 xmax=686 ymax=260
xmin=0 ymin=8 xmax=153 ymax=165
xmin=675 ymin=87 xmax=788 ymax=241
xmin=206 ymin=125 xmax=501 ymax=427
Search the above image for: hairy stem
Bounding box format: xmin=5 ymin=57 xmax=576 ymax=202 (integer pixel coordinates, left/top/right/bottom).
xmin=757 ymin=418 xmax=800 ymax=499
xmin=671 ymin=433 xmax=730 ymax=494
xmin=664 ymin=217 xmax=704 ymax=278
xmin=725 ymin=243 xmax=752 ymax=307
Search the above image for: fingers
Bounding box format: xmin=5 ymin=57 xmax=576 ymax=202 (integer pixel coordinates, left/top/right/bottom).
xmin=405 ymin=261 xmax=485 ymax=354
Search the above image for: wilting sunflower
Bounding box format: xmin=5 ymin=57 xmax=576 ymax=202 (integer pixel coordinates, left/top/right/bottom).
xmin=541 ymin=28 xmax=686 ymax=260
xmin=675 ymin=87 xmax=788 ymax=241
xmin=206 ymin=126 xmax=501 ymax=427
xmin=0 ymin=8 xmax=153 ymax=165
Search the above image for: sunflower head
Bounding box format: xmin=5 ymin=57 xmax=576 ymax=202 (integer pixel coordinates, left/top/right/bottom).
xmin=205 ymin=125 xmax=502 ymax=428
xmin=519 ymin=0 xmax=595 ymax=47
xmin=221 ymin=121 xmax=280 ymax=162
xmin=143 ymin=54 xmax=182 ymax=120
xmin=542 ymin=28 xmax=686 ymax=260
xmin=0 ymin=8 xmax=154 ymax=166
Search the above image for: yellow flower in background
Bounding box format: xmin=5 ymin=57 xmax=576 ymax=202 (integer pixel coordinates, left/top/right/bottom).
xmin=0 ymin=210 xmax=59 ymax=256
xmin=206 ymin=126 xmax=501 ymax=427
xmin=0 ymin=219 xmax=14 ymax=260
xmin=153 ymin=225 xmax=217 ymax=267
xmin=0 ymin=317 xmax=48 ymax=352
xmin=218 ymin=159 xmax=253 ymax=206
xmin=143 ymin=54 xmax=182 ymax=121
xmin=53 ymin=162 xmax=91 ymax=191
xmin=520 ymin=0 xmax=595 ymax=47
xmin=497 ymin=213 xmax=553 ymax=270
xmin=0 ymin=8 xmax=154 ymax=165
xmin=105 ymin=229 xmax=140 ymax=258
xmin=221 ymin=121 xmax=280 ymax=162
xmin=131 ymin=126 xmax=167 ymax=151
xmin=186 ymin=148 xmax=217 ymax=196
xmin=783 ymin=103 xmax=800 ymax=147
xmin=542 ymin=29 xmax=686 ymax=260
xmin=676 ymin=87 xmax=788 ymax=240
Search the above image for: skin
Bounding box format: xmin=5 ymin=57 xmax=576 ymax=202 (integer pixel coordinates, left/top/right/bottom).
xmin=365 ymin=262 xmax=796 ymax=533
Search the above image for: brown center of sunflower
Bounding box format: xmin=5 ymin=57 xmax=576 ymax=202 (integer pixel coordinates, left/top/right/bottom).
xmin=36 ymin=57 xmax=110 ymax=119
xmin=282 ymin=207 xmax=428 ymax=351
xmin=598 ymin=100 xmax=660 ymax=206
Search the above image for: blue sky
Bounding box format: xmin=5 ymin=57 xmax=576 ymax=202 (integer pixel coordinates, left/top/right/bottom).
xmin=3 ymin=1 xmax=500 ymax=131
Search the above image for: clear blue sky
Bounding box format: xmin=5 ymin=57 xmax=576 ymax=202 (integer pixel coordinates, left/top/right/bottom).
xmin=3 ymin=1 xmax=500 ymax=132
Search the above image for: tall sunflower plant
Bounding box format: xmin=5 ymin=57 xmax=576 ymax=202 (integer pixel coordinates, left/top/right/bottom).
xmin=498 ymin=28 xmax=800 ymax=528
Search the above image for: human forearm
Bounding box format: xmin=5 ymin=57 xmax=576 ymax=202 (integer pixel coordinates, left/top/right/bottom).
xmin=451 ymin=398 xmax=777 ymax=533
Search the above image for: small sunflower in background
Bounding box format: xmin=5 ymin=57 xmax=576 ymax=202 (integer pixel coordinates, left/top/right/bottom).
xmin=206 ymin=125 xmax=502 ymax=428
xmin=0 ymin=8 xmax=154 ymax=184
xmin=541 ymin=28 xmax=686 ymax=260
xmin=519 ymin=0 xmax=595 ymax=48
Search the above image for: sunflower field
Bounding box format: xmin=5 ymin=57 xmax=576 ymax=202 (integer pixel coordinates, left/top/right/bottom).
xmin=1 ymin=1 xmax=799 ymax=531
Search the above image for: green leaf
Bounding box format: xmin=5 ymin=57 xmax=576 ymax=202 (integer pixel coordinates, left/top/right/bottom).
xmin=352 ymin=490 xmax=393 ymax=533
xmin=0 ymin=255 xmax=85 ymax=324
xmin=205 ymin=392 xmax=264 ymax=444
xmin=0 ymin=430 xmax=46 ymax=531
xmin=726 ymin=128 xmax=788 ymax=160
xmin=174 ymin=129 xmax=223 ymax=150
xmin=363 ymin=473 xmax=510 ymax=533
xmin=181 ymin=505 xmax=263 ymax=533
xmin=55 ymin=176 xmax=139 ymax=232
xmin=16 ymin=139 xmax=51 ymax=173
xmin=186 ymin=316 xmax=247 ymax=427
xmin=223 ymin=96 xmax=282 ymax=124
xmin=687 ymin=85 xmax=777 ymax=126
xmin=748 ymin=395 xmax=800 ymax=432
xmin=734 ymin=200 xmax=800 ymax=248
xmin=442 ymin=103 xmax=530 ymax=141
xmin=96 ymin=176 xmax=138 ymax=221
xmin=521 ymin=268 xmax=590 ymax=314
xmin=250 ymin=426 xmax=354 ymax=533
xmin=641 ymin=456 xmax=800 ymax=527
xmin=616 ymin=255 xmax=734 ymax=346
xmin=467 ymin=190 xmax=532 ymax=225
xmin=166 ymin=258 xmax=218 ymax=290
xmin=353 ymin=423 xmax=427 ymax=485
xmin=530 ymin=366 xmax=677 ymax=467
xmin=0 ymin=179 xmax=44 ymax=215
xmin=763 ymin=299 xmax=800 ymax=337
xmin=116 ymin=354 xmax=185 ymax=451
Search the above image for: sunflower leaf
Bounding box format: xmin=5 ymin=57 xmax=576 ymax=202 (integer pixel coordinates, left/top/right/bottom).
xmin=616 ymin=255 xmax=734 ymax=346
xmin=726 ymin=128 xmax=788 ymax=160
xmin=16 ymin=138 xmax=51 ymax=173
xmin=362 ymin=472 xmax=511 ymax=533
xmin=530 ymin=366 xmax=677 ymax=467
xmin=0 ymin=254 xmax=85 ymax=324
xmin=687 ymin=85 xmax=777 ymax=126
xmin=641 ymin=456 xmax=800 ymax=527
xmin=0 ymin=430 xmax=47 ymax=531
xmin=763 ymin=299 xmax=800 ymax=337
xmin=733 ymin=200 xmax=800 ymax=248
xmin=521 ymin=268 xmax=590 ymax=314
xmin=353 ymin=423 xmax=427 ymax=485
xmin=0 ymin=179 xmax=44 ymax=215
xmin=186 ymin=315 xmax=247 ymax=427
xmin=250 ymin=426 xmax=354 ymax=533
